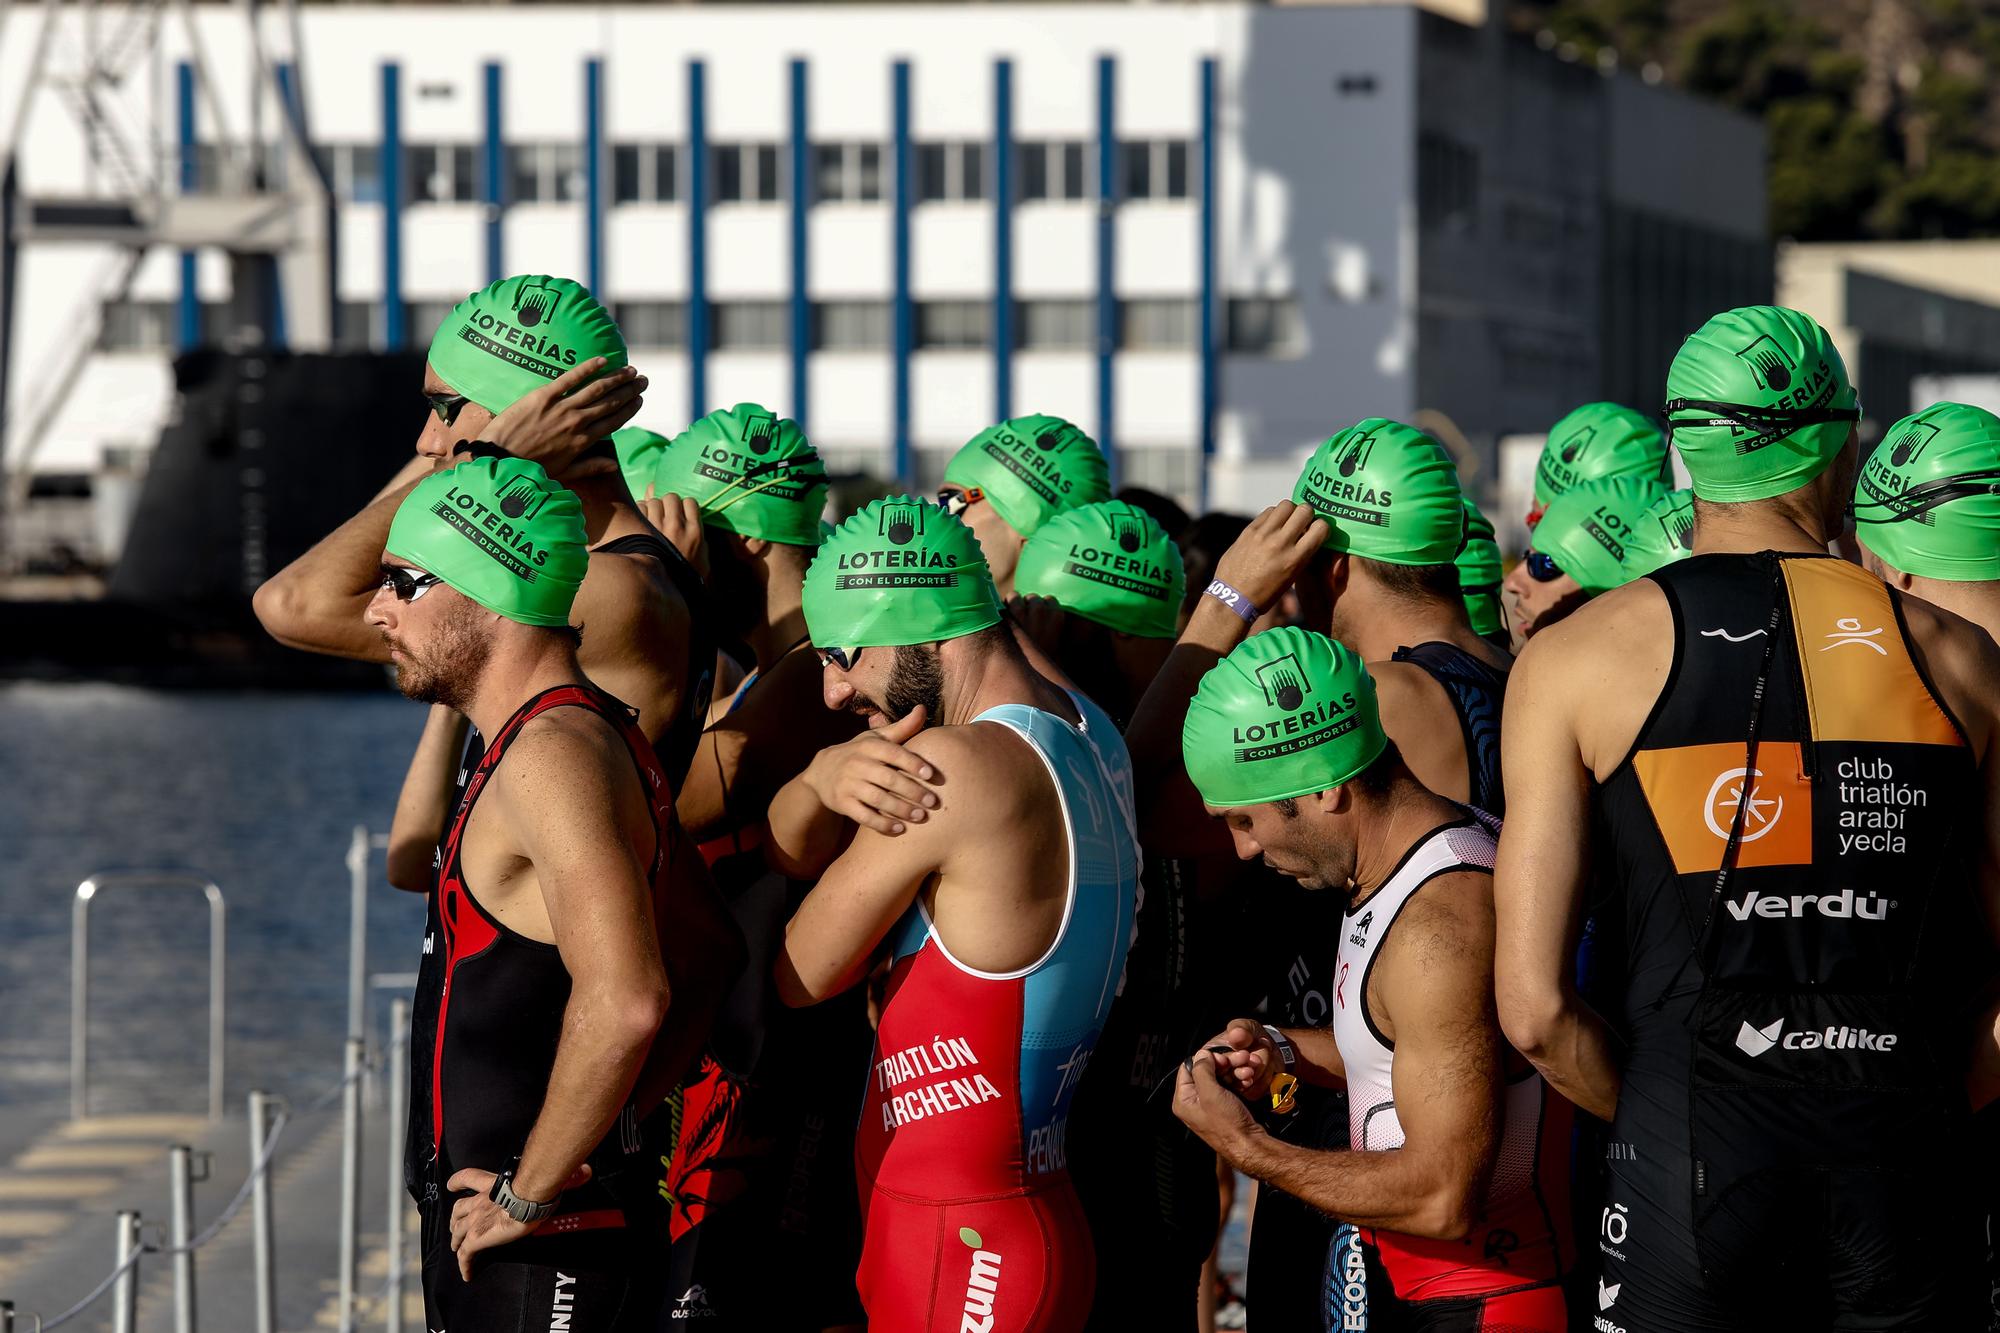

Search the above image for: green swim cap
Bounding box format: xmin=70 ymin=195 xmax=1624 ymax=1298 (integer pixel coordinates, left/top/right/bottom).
xmin=1014 ymin=500 xmax=1186 ymax=639
xmin=1532 ymin=476 xmax=1671 ymax=595
xmin=1665 ymin=305 xmax=1859 ymax=503
xmin=1456 ymin=500 xmax=1505 ymax=637
xmin=385 ymin=456 xmax=587 ymax=627
xmin=802 ymin=496 xmax=1002 ymax=650
xmin=653 ymin=403 xmax=828 ymax=547
xmin=1182 ymin=627 xmax=1389 ymax=808
xmin=1291 ymin=418 xmax=1465 ymax=566
xmin=427 ymin=274 xmax=627 ymax=414
xmin=1534 ymin=403 xmax=1668 ymax=511
xmin=612 ymin=428 xmax=669 ymax=500
xmin=1854 ymin=402 xmax=2000 ymax=581
xmin=942 ymin=414 xmax=1111 ymax=538
xmin=1624 ymin=487 xmax=1696 ymax=579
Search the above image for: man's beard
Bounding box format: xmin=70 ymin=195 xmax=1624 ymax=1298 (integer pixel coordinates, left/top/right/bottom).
xmin=879 ymin=642 xmax=944 ymax=721
xmin=388 ymin=601 xmax=492 ymax=711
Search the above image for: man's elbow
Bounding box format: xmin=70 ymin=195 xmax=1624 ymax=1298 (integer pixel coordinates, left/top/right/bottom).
xmin=251 ymin=575 xmax=309 ymax=646
xmin=613 ymin=980 xmax=671 ymax=1047
xmin=1496 ymin=982 xmax=1567 ymax=1065
xmin=383 ymin=838 xmax=434 ymax=894
xmin=1410 ymin=1179 xmax=1483 ymax=1242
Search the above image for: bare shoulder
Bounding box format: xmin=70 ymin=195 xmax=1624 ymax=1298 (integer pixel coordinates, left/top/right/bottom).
xmin=906 ymin=721 xmax=1043 ymax=821
xmin=1385 ymin=869 xmax=1496 ymax=976
xmin=1368 ymin=657 xmax=1434 ymax=708
xmin=1512 ymin=577 xmax=1670 ymax=777
xmin=490 ymin=706 xmax=629 ymax=806
xmin=576 ymin=544 xmax=689 ymax=632
xmin=1897 ymin=589 xmax=2000 ymax=751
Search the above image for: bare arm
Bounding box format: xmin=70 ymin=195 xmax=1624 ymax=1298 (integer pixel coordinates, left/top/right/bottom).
xmin=677 ymin=652 xmax=863 ymax=843
xmin=385 ymin=705 xmax=469 ymax=892
xmin=1492 ymin=621 xmax=1623 ymax=1122
xmin=762 ymin=708 xmax=937 ymax=879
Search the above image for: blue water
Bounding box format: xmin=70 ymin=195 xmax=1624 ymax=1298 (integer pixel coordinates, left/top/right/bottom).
xmin=0 ymin=683 xmax=429 ymax=1112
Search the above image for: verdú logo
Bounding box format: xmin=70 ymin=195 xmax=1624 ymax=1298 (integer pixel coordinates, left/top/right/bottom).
xmin=1560 ymin=425 xmax=1598 ymax=465
xmin=1332 ymin=428 xmax=1378 ymax=479
xmin=880 ymin=502 xmax=923 ymax=546
xmin=1735 ymin=335 xmax=1796 ymax=393
xmin=1887 ymin=418 xmax=1941 ymax=469
xmin=1255 ymin=653 xmax=1309 ymax=711
xmin=741 ymin=410 xmax=778 ymax=455
xmin=513 ymin=278 xmax=559 ymax=329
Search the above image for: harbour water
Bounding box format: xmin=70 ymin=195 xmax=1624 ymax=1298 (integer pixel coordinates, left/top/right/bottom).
xmin=0 ymin=682 xmax=428 ymax=1112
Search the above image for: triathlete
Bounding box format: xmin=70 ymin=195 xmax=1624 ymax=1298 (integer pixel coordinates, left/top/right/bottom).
xmin=1852 ymin=400 xmax=2000 ymax=648
xmin=1010 ymin=498 xmax=1186 ymax=727
xmin=1501 ymin=475 xmax=1674 ymax=638
xmin=937 ymin=414 xmax=1112 ymax=597
xmin=769 ymin=497 xmax=1140 ymax=1332
xmin=371 ymin=456 xmax=737 ymax=1332
xmin=1495 ymin=305 xmax=2000 ymax=1329
xmin=639 ymin=403 xmax=869 ymax=1331
xmin=1457 ymin=497 xmax=1509 ymax=649
xmin=1173 ymin=628 xmax=1571 ymax=1332
xmin=1526 ymin=400 xmax=1671 ymax=529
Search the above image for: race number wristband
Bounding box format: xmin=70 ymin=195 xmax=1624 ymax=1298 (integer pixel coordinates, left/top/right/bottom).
xmin=1262 ymin=1025 xmax=1299 ymax=1115
xmin=1204 ymin=578 xmax=1261 ymax=624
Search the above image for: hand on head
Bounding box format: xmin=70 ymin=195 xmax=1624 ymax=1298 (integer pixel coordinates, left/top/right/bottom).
xmin=1213 ymin=501 xmax=1329 ymax=613
xmin=481 ymin=357 xmax=648 ymax=479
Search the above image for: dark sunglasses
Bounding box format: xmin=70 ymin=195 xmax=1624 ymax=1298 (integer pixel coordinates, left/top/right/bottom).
xmin=937 ymin=485 xmax=983 ymax=519
xmin=814 ymin=646 xmax=864 ymax=671
xmin=425 ymin=392 xmax=472 ymax=426
xmin=1522 ymin=549 xmax=1565 ymax=583
xmin=381 ymin=565 xmax=446 ymax=602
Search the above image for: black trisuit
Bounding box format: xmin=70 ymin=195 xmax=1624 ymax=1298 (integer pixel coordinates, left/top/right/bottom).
xmin=1389 ymin=639 xmax=1509 ymax=816
xmin=1591 ymin=552 xmax=1988 ymax=1330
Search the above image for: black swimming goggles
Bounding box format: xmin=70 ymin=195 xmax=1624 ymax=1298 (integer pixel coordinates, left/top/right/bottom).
xmin=1850 ymin=468 xmax=2000 ymax=524
xmin=1662 ymin=398 xmax=1861 ymax=455
xmin=815 ymin=645 xmax=863 ymax=670
xmin=380 ymin=564 xmax=445 ymax=603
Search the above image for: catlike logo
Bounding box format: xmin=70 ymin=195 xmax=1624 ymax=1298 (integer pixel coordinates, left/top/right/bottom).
xmin=1255 ymin=653 xmax=1309 ymax=711
xmin=1735 ymin=335 xmax=1796 ymax=393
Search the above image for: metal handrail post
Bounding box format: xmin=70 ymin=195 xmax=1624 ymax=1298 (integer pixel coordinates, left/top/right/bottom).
xmin=111 ymin=1209 xmax=140 ymax=1333
xmin=337 ymin=1036 xmax=363 ymax=1333
xmin=386 ymin=996 xmax=410 ymax=1333
xmin=345 ymin=825 xmax=369 ymax=1046
xmin=249 ymin=1089 xmax=277 ymax=1333
xmin=169 ymin=1144 xmax=201 ymax=1333
xmin=71 ymin=873 xmax=227 ymax=1120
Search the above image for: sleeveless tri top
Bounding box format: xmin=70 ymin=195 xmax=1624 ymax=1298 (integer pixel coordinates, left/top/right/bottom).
xmin=1388 ymin=640 xmax=1509 ymax=816
xmin=856 ymin=702 xmax=1141 ymax=1200
xmin=1332 ymin=811 xmax=1571 ymax=1301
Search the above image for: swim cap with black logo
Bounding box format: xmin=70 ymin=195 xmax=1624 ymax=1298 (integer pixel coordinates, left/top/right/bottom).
xmin=654 ymin=403 xmax=828 ymax=547
xmin=1531 ymin=475 xmax=1670 ymax=595
xmin=612 ymin=427 xmax=669 ymax=500
xmin=1291 ymin=418 xmax=1464 ymax=566
xmin=427 ymin=274 xmax=627 ymax=414
xmin=1664 ymin=305 xmax=1859 ymax=503
xmin=942 ymin=414 xmax=1112 ymax=538
xmin=1182 ymin=627 xmax=1389 ymax=808
xmin=385 ymin=456 xmax=588 ymax=627
xmin=802 ymin=496 xmax=1002 ymax=650
xmin=1456 ymin=499 xmax=1506 ymax=637
xmin=1014 ymin=500 xmax=1186 ymax=639
xmin=1534 ymin=402 xmax=1668 ymax=514
xmin=1854 ymin=401 xmax=2000 ymax=581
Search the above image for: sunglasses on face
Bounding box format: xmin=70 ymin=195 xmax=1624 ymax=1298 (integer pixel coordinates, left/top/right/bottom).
xmin=937 ymin=485 xmax=983 ymax=519
xmin=425 ymin=392 xmax=472 ymax=426
xmin=1522 ymin=549 xmax=1565 ymax=583
xmin=815 ymin=646 xmax=864 ymax=671
xmin=381 ymin=565 xmax=446 ymax=603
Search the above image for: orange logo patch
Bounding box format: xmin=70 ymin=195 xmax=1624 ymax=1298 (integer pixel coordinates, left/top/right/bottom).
xmin=1631 ymin=742 xmax=1814 ymax=874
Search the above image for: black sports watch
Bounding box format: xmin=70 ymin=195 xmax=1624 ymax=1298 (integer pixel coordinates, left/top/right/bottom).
xmin=488 ymin=1158 xmax=558 ymax=1224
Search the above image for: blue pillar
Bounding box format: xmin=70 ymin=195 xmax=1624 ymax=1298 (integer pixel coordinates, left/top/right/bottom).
xmin=790 ymin=58 xmax=809 ymax=431
xmin=176 ymin=61 xmax=199 ymax=349
xmin=381 ymin=62 xmax=404 ymax=351
xmin=1095 ymin=55 xmax=1116 ymax=483
xmin=1198 ymin=57 xmax=1218 ymax=511
xmin=892 ymin=60 xmax=912 ymax=485
xmin=992 ymin=59 xmax=1013 ymax=423
xmin=585 ymin=58 xmax=604 ymax=296
xmin=687 ymin=60 xmax=708 ymax=419
xmin=483 ymin=62 xmax=504 ymax=284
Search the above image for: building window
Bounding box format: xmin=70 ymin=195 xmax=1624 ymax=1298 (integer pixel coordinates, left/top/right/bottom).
xmin=813 ymin=142 xmax=884 ymax=203
xmin=916 ymin=300 xmax=989 ymax=349
xmin=714 ymin=144 xmax=782 ymax=204
xmin=1017 ymin=141 xmax=1088 ymax=201
xmin=812 ymin=301 xmax=889 ymax=350
xmin=310 ymin=143 xmax=384 ymax=203
xmin=404 ymin=143 xmax=476 ymax=204
xmin=1225 ymin=297 xmax=1302 ymax=354
xmin=613 ymin=144 xmax=679 ymax=204
xmin=712 ymin=301 xmax=787 ymax=350
xmin=615 ymin=301 xmax=687 ymax=348
xmin=1121 ymin=298 xmax=1196 ymax=350
xmin=1117 ymin=140 xmax=1194 ymax=201
xmin=406 ymin=300 xmax=459 ymax=342
xmin=1018 ymin=299 xmax=1094 ymax=350
xmin=335 ymin=301 xmax=388 ymax=352
xmin=916 ymin=142 xmax=985 ymax=203
xmin=506 ymin=143 xmax=585 ymax=204
xmin=1418 ymin=132 xmax=1478 ymax=233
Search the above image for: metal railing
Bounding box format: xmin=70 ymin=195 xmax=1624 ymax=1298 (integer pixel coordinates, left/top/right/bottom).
xmin=71 ymin=872 xmax=227 ymax=1121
